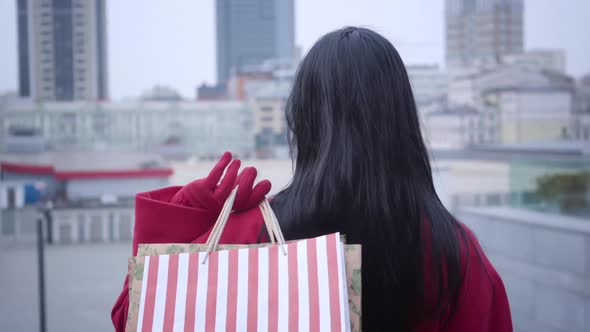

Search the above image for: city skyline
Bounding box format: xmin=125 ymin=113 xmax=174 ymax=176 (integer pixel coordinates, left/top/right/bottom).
xmin=0 ymin=0 xmax=589 ymax=99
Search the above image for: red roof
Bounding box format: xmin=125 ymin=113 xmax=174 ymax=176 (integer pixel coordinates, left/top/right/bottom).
xmin=1 ymin=161 xmax=173 ymax=180
xmin=0 ymin=162 xmax=55 ymax=175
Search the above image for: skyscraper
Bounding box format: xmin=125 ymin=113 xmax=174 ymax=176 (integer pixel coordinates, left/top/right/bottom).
xmin=446 ymin=0 xmax=523 ymax=69
xmin=216 ymin=0 xmax=295 ymax=83
xmin=17 ymin=0 xmax=109 ymax=101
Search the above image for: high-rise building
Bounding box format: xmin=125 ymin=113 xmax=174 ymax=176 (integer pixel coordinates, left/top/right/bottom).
xmin=17 ymin=0 xmax=109 ymax=101
xmin=216 ymin=0 xmax=295 ymax=83
xmin=446 ymin=0 xmax=523 ymax=70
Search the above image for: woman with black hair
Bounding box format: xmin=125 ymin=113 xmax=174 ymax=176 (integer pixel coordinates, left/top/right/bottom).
xmin=270 ymin=27 xmax=511 ymax=331
xmin=113 ymin=27 xmax=512 ymax=331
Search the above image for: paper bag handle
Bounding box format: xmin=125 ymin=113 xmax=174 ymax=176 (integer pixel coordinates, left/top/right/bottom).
xmin=202 ymin=187 xmax=286 ymax=263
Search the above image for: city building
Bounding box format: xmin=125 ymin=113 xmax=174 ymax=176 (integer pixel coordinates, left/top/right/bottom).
xmin=406 ymin=65 xmax=448 ymax=104
xmin=425 ymin=66 xmax=575 ymax=147
xmin=1 ymin=152 xmax=170 ymax=203
xmin=0 ymin=101 xmax=255 ymax=158
xmin=251 ymin=96 xmax=288 ymax=158
xmin=196 ymin=83 xmax=228 ymax=101
xmin=573 ymin=76 xmax=590 ymax=140
xmin=501 ymin=49 xmax=567 ymax=74
xmin=140 ymin=85 xmax=182 ymax=101
xmin=446 ymin=0 xmax=524 ymax=70
xmin=483 ymin=87 xmax=573 ymax=143
xmin=17 ymin=0 xmax=109 ymax=101
xmin=423 ymin=105 xmax=481 ymax=149
xmin=231 ymin=62 xmax=294 ymax=157
xmin=227 ymin=72 xmax=273 ymax=101
xmin=216 ymin=0 xmax=295 ymax=82
xmin=0 ymin=151 xmax=172 ymax=244
xmin=449 ymin=65 xmax=574 ymax=108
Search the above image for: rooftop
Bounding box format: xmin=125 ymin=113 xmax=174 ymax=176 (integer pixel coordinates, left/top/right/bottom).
xmin=0 ymin=151 xmax=172 ymax=180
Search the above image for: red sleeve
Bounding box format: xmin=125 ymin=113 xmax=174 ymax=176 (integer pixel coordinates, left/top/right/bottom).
xmin=111 ymin=186 xmax=265 ymax=332
xmin=443 ymin=226 xmax=513 ymax=332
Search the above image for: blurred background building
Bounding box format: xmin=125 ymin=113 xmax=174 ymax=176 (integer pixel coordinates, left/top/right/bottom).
xmin=17 ymin=0 xmax=109 ymax=102
xmin=0 ymin=100 xmax=254 ymax=158
xmin=446 ymin=0 xmax=524 ymax=71
xmin=407 ymin=64 xmax=449 ymax=105
xmin=216 ymin=0 xmax=295 ymax=83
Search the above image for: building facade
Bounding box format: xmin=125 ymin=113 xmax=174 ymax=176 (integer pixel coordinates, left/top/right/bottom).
xmin=501 ymin=50 xmax=567 ymax=74
xmin=17 ymin=0 xmax=109 ymax=101
xmin=573 ymin=81 xmax=590 ymax=141
xmin=449 ymin=65 xmax=574 ymax=108
xmin=216 ymin=0 xmax=295 ymax=82
xmin=0 ymin=101 xmax=255 ymax=157
xmin=446 ymin=0 xmax=524 ymax=70
xmin=485 ymin=88 xmax=573 ymax=143
xmin=407 ymin=65 xmax=449 ymax=104
xmin=423 ymin=105 xmax=482 ymax=149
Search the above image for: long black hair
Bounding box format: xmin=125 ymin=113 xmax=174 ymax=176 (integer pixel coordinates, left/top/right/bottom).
xmin=270 ymin=27 xmax=468 ymax=330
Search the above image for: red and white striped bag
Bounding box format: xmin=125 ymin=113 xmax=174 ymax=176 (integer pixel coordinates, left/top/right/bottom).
xmin=135 ymin=188 xmax=352 ymax=332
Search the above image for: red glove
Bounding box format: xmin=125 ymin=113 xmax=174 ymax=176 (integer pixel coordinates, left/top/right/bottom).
xmin=170 ymin=151 xmax=271 ymax=214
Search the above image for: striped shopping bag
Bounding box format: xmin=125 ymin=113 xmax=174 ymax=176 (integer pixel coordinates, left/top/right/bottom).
xmin=136 ymin=233 xmax=349 ymax=332
xmin=132 ymin=188 xmax=352 ymax=332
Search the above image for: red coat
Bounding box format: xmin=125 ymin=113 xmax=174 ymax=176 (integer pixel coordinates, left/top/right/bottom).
xmin=112 ymin=186 xmax=512 ymax=332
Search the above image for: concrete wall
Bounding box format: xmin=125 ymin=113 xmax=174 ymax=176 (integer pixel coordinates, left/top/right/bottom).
xmin=457 ymin=206 xmax=590 ymax=332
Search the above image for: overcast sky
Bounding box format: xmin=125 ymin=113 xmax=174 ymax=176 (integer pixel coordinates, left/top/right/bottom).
xmin=0 ymin=0 xmax=588 ymax=100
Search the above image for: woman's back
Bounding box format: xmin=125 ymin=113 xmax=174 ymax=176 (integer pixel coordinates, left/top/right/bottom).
xmin=269 ymin=27 xmax=512 ymax=331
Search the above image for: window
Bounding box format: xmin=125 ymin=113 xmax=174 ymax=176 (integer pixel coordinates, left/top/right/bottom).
xmin=261 ymin=115 xmax=273 ymax=122
xmin=77 ymin=215 xmax=86 ymax=242
xmin=260 ymin=106 xmax=273 ymax=112
xmin=90 ymin=216 xmax=103 ymax=242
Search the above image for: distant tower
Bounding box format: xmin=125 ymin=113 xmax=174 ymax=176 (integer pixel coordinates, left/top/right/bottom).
xmin=17 ymin=0 xmax=109 ymax=101
xmin=216 ymin=0 xmax=295 ymax=83
xmin=446 ymin=0 xmax=524 ymax=69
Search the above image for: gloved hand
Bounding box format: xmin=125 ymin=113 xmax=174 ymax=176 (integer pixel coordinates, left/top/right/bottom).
xmin=170 ymin=151 xmax=271 ymax=215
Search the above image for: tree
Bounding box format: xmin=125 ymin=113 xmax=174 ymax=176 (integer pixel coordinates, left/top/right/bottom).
xmin=536 ymin=171 xmax=590 ymax=211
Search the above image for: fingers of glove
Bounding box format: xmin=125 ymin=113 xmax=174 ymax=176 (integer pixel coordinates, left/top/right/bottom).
xmin=183 ymin=179 xmax=222 ymax=211
xmin=234 ymin=167 xmax=257 ymax=209
xmin=214 ymin=159 xmax=241 ymax=201
xmin=205 ymin=151 xmax=232 ymax=189
xmin=244 ymin=179 xmax=272 ymax=209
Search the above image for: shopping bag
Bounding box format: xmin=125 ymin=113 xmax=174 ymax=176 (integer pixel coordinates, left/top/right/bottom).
xmin=126 ymin=188 xmax=362 ymax=332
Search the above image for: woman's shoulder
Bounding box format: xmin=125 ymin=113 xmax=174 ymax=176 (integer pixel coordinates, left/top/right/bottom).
xmin=446 ymin=222 xmax=513 ymax=331
xmin=457 ymin=222 xmax=497 ymax=275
